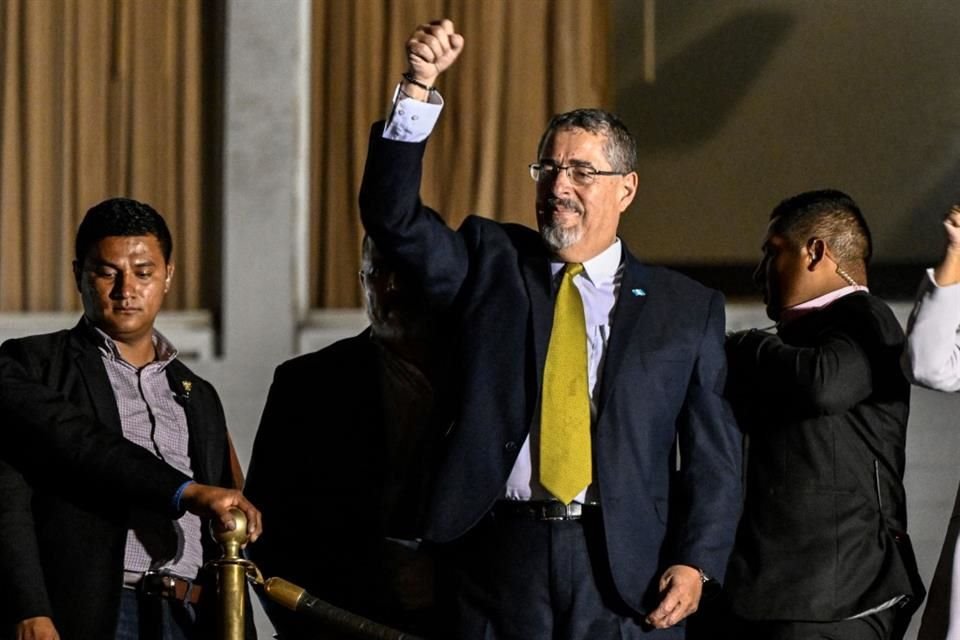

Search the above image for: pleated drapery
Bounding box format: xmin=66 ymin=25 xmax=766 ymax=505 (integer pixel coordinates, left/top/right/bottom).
xmin=310 ymin=0 xmax=611 ymax=308
xmin=0 ymin=0 xmax=221 ymax=312
xmin=0 ymin=0 xmax=609 ymax=312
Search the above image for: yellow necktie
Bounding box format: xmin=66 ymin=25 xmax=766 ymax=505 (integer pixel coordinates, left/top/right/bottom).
xmin=540 ymin=263 xmax=591 ymax=504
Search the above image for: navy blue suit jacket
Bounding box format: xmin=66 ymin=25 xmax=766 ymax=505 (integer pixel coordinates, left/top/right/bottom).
xmin=359 ymin=122 xmax=742 ymax=613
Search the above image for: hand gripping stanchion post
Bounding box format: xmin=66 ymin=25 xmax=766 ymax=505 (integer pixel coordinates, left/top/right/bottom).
xmin=209 ymin=507 xmax=257 ymax=640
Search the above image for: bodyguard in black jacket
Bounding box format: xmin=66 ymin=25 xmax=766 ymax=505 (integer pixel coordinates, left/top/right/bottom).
xmin=0 ymin=325 xmax=237 ymax=639
xmin=0 ymin=198 xmax=250 ymax=640
xmin=724 ymin=190 xmax=923 ymax=640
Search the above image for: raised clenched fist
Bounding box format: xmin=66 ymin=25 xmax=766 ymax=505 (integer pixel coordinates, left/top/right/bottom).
xmin=406 ymin=19 xmax=465 ymax=89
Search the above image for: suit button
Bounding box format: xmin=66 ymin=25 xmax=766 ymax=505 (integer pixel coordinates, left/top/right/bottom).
xmin=504 ymin=441 xmax=517 ymax=452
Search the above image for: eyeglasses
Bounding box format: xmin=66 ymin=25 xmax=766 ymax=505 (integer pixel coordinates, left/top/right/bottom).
xmin=529 ymin=162 xmax=626 ymax=187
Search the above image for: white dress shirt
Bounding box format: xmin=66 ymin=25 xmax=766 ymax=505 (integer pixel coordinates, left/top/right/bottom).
xmin=903 ymin=269 xmax=960 ymax=638
xmin=504 ymin=240 xmax=623 ymax=503
xmin=904 ymin=268 xmax=960 ymax=392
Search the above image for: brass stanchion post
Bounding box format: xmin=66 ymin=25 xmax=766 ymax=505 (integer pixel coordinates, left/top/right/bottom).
xmin=210 ymin=507 xmax=249 ymax=640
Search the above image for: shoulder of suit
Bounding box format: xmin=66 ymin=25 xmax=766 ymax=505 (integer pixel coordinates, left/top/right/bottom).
xmin=458 ymin=216 xmax=541 ymax=248
xmin=274 ymin=331 xmax=374 ymax=380
xmin=2 ymin=328 xmax=72 ymax=352
xmin=828 ymin=290 xmax=890 ymax=317
xmin=638 ymin=263 xmax=723 ymax=300
xmin=1 ymin=328 xmax=73 ymax=369
xmin=828 ymin=291 xmax=903 ymax=340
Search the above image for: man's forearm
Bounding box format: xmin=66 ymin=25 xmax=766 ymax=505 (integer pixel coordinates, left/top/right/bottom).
xmin=0 ymin=354 xmax=188 ymax=512
xmin=0 ymin=463 xmax=55 ymax=627
xmin=0 ymin=356 xmax=260 ymax=539
xmin=730 ymin=330 xmax=873 ymax=414
xmin=904 ymin=270 xmax=960 ymax=391
xmin=933 ymin=248 xmax=960 ymax=286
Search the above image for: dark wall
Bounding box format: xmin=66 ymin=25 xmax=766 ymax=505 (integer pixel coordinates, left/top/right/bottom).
xmin=613 ymin=0 xmax=960 ymax=286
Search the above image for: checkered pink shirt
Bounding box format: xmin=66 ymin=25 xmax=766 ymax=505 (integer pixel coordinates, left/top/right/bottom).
xmin=93 ymin=326 xmax=204 ymax=581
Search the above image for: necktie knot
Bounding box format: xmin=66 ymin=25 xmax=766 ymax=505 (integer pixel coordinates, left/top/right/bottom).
xmin=564 ymin=263 xmax=585 ymax=279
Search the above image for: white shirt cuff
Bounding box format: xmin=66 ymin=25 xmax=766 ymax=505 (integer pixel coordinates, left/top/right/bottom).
xmin=383 ymin=84 xmax=443 ymax=142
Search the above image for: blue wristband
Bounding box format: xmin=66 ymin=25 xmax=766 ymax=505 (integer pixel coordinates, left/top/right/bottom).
xmin=172 ymin=480 xmax=194 ymax=514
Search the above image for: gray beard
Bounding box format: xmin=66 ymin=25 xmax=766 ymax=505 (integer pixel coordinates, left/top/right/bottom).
xmin=540 ymin=222 xmax=584 ymax=253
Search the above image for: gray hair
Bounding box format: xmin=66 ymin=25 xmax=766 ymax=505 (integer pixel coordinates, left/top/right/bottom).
xmin=537 ymin=108 xmax=637 ymax=174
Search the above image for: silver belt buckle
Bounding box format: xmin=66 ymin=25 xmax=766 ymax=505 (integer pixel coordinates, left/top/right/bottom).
xmin=139 ymin=570 xmax=177 ymax=599
xmin=542 ymin=501 xmax=581 ymax=521
xmin=541 ymin=503 xmax=564 ymax=521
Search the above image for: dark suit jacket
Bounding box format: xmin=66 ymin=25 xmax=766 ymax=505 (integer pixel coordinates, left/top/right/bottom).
xmin=0 ymin=323 xmax=235 ymax=639
xmin=725 ymin=292 xmax=924 ymax=621
xmin=359 ymin=122 xmax=743 ymax=614
xmin=245 ymin=331 xmax=443 ymax=639
xmin=0 ymin=355 xmax=188 ymax=505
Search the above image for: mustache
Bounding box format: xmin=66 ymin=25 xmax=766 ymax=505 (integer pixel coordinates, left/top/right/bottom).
xmin=540 ymin=197 xmax=584 ymax=216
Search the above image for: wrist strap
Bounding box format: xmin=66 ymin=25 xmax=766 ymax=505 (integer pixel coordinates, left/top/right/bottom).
xmin=402 ymin=72 xmax=436 ymax=93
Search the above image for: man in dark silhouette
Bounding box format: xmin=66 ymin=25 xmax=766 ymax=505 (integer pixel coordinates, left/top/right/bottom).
xmin=246 ymin=235 xmax=447 ymax=639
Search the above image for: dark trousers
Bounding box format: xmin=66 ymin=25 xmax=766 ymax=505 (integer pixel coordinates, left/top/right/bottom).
xmin=442 ymin=509 xmax=683 ymax=640
xmin=726 ymin=607 xmax=898 ymax=640
xmin=115 ymin=588 xmax=197 ymax=640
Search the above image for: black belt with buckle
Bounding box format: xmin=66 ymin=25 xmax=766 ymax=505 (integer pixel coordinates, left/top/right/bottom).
xmin=491 ymin=500 xmax=600 ymax=521
xmin=138 ymin=570 xmax=203 ymax=605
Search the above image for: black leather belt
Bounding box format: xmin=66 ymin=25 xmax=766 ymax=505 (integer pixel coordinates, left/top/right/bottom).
xmin=137 ymin=570 xmax=203 ymax=605
xmin=491 ymin=500 xmax=600 ymax=521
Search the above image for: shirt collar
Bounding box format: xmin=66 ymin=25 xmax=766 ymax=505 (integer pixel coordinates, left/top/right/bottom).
xmin=88 ymin=319 xmax=179 ymax=369
xmin=550 ymin=238 xmax=623 ymax=284
xmin=779 ymin=284 xmax=869 ymax=325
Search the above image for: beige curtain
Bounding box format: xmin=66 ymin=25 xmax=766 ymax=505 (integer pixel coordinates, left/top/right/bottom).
xmin=0 ymin=0 xmax=220 ymax=312
xmin=311 ymin=0 xmax=611 ymax=308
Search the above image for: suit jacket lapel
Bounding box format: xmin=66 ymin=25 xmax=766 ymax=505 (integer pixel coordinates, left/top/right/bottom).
xmin=69 ymin=324 xmax=123 ymax=435
xmin=165 ymin=362 xmax=208 ymax=483
xmin=598 ymin=252 xmax=651 ymax=410
xmin=520 ymin=252 xmax=555 ymax=392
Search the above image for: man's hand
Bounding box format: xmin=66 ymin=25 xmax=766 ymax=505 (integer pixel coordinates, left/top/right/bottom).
xmin=180 ymin=483 xmax=262 ymax=543
xmin=944 ymin=205 xmax=960 ymax=250
xmin=16 ymin=616 xmax=60 ymax=640
xmin=644 ymin=565 xmax=703 ymax=629
xmin=406 ymin=19 xmax=464 ymax=89
xmin=934 ymin=205 xmax=960 ymax=286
